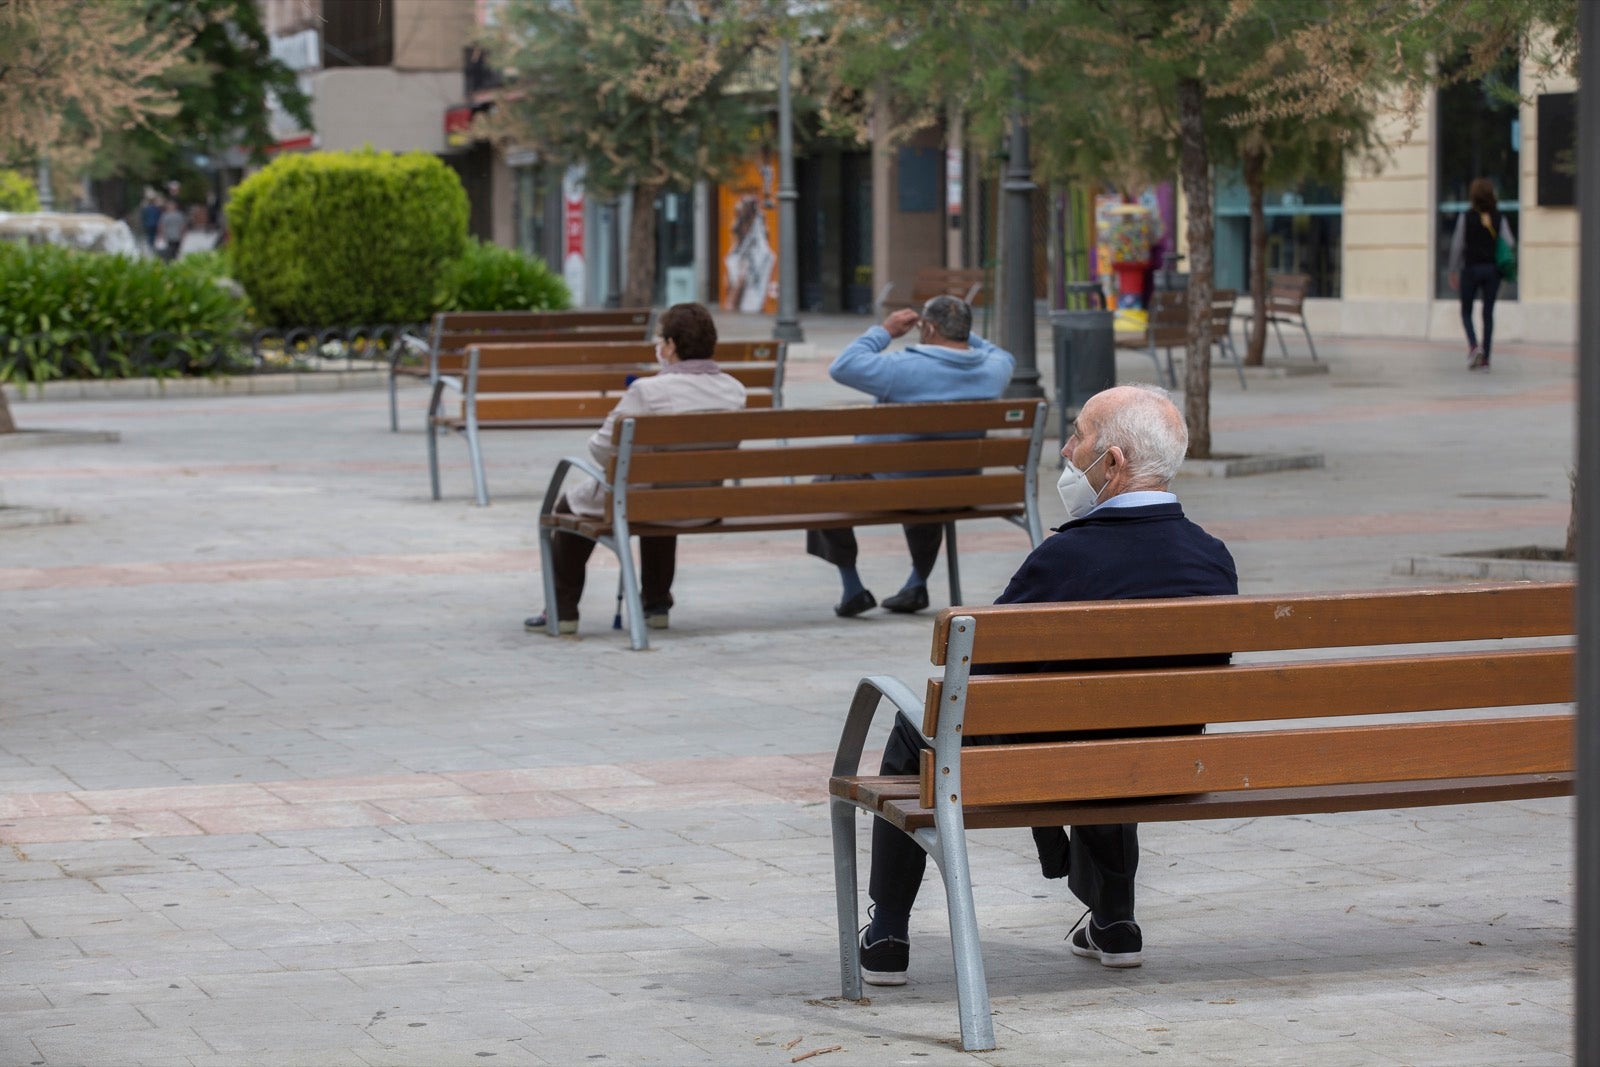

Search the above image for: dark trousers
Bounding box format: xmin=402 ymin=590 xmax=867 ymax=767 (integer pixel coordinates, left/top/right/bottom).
xmin=806 ymin=522 xmax=944 ymax=578
xmin=867 ymin=711 xmax=1139 ymax=924
xmin=1460 ymin=262 xmax=1502 ymax=358
xmin=548 ymin=495 xmax=675 ymax=620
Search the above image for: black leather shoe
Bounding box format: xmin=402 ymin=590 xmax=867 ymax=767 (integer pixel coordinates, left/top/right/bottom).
xmin=834 ymin=589 xmax=876 ymax=618
xmin=880 ymin=585 xmax=930 ymax=614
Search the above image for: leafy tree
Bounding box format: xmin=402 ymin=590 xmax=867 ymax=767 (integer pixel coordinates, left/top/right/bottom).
xmin=0 ymin=0 xmax=188 ymax=433
xmin=97 ymin=0 xmax=313 ymax=195
xmin=482 ymin=0 xmax=780 ymax=307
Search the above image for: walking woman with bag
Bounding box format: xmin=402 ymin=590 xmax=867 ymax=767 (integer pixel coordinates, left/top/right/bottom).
xmin=1448 ymin=177 xmax=1516 ymax=372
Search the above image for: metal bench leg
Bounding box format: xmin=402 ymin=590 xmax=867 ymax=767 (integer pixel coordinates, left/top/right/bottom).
xmin=427 ymin=420 xmax=442 ymax=500
xmin=1225 ymin=337 xmax=1246 ymax=390
xmin=944 ymin=522 xmax=961 ymax=606
xmin=615 ymin=537 xmax=649 ymax=650
xmin=388 ymin=367 xmax=399 ymax=433
xmin=537 ymin=522 xmax=561 ymax=637
xmin=466 ymin=420 xmax=489 ymax=507
xmin=831 ymin=799 xmax=863 ymax=1001
xmin=1300 ymin=319 xmax=1319 ymax=362
xmin=935 ymin=833 xmax=996 ymax=1051
xmin=1271 ymin=317 xmax=1290 ymax=360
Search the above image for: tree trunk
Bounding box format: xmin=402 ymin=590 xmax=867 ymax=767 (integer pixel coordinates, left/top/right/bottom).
xmin=0 ymin=391 xmax=15 ymax=434
xmin=624 ymin=184 xmax=660 ymax=309
xmin=1244 ymin=142 xmax=1268 ymax=366
xmin=1177 ymin=76 xmax=1213 ymax=458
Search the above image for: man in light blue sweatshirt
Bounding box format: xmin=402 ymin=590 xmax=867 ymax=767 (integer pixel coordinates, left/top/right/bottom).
xmin=807 ymin=296 xmax=1016 ymax=616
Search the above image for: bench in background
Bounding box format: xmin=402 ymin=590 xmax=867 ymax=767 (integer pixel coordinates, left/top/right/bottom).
xmin=391 ymin=308 xmax=655 ymax=431
xmin=538 ymin=398 xmax=1048 ymax=649
xmin=1114 ymin=289 xmax=1245 ymax=390
xmin=1239 ymin=272 xmax=1319 ymax=362
xmin=428 ymin=340 xmax=784 ymax=506
xmin=829 ymin=581 xmax=1574 ymax=1051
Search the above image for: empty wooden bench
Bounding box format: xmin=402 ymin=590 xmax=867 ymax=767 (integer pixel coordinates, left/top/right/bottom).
xmin=428 ymin=339 xmax=785 ymax=506
xmin=828 ymin=581 xmax=1574 ymax=1051
xmin=1114 ymin=289 xmax=1245 ymax=389
xmin=877 ymin=267 xmax=986 ymax=313
xmin=1239 ymin=272 xmax=1319 ymax=361
xmin=537 ymin=398 xmax=1048 ymax=649
xmin=390 ymin=308 xmax=655 ymax=430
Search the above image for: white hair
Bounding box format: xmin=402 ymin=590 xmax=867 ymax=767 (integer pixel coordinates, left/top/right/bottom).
xmin=1091 ymin=385 xmax=1187 ymax=486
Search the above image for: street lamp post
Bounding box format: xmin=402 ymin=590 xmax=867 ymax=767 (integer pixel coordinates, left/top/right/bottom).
xmin=774 ymin=38 xmax=804 ymax=343
xmin=1001 ymin=74 xmax=1042 ymax=398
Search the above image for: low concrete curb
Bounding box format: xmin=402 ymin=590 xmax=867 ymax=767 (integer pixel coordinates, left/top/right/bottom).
xmin=4 ymin=369 xmax=389 ymax=402
xmin=1395 ymin=552 xmax=1576 ymax=581
xmin=0 ymin=428 xmax=121 ymax=450
xmin=1180 ymin=452 xmax=1325 ymax=478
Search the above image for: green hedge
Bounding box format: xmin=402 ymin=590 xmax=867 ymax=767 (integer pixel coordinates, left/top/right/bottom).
xmin=0 ymin=171 xmax=40 ymax=212
xmin=438 ymin=238 xmax=572 ymax=312
xmin=0 ymin=243 xmax=248 ymax=382
xmin=226 ymin=148 xmax=469 ymax=327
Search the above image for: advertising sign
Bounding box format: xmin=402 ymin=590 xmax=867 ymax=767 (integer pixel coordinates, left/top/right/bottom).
xmin=562 ymin=166 xmax=586 ymax=306
xmin=717 ymin=155 xmax=779 ymax=315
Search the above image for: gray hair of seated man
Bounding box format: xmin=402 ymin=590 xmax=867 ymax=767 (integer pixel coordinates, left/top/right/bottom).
xmin=920 ymin=295 xmax=972 ymax=342
xmin=1092 ymin=384 xmax=1189 ymax=486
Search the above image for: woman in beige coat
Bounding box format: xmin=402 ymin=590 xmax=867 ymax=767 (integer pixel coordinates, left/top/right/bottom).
xmin=526 ymin=302 xmax=747 ymax=634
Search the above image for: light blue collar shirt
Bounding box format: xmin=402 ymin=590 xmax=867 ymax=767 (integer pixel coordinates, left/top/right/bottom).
xmin=1087 ymin=490 xmax=1177 ymax=516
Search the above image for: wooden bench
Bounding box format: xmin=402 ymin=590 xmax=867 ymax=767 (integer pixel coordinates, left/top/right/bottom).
xmin=877 ymin=267 xmax=986 ymax=313
xmin=390 ymin=308 xmax=655 ymax=431
xmin=1113 ymin=288 xmax=1245 ymax=389
xmin=1239 ymin=272 xmax=1319 ymax=361
xmin=428 ymin=340 xmax=785 ymax=506
xmin=828 ymin=581 xmax=1574 ymax=1051
xmin=537 ymin=398 xmax=1048 ymax=649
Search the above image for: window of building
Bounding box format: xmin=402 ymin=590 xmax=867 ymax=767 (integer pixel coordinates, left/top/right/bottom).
xmin=655 ymin=190 xmax=696 ymax=306
xmin=320 ymin=0 xmax=393 ymax=67
xmin=513 ymin=163 xmax=548 ymax=262
xmin=1214 ymin=172 xmax=1342 ymax=298
xmin=1434 ymin=55 xmax=1519 ymax=299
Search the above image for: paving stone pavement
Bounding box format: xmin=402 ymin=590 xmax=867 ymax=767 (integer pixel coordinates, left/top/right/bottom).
xmin=1 ymin=311 xmax=1576 ymax=1066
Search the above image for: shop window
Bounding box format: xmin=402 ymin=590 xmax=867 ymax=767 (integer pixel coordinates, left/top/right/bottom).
xmin=1434 ymin=55 xmax=1519 ymax=299
xmin=513 ymin=164 xmax=548 ymax=262
xmin=655 ymin=190 xmax=696 ymax=306
xmin=1214 ymin=172 xmax=1342 ymax=298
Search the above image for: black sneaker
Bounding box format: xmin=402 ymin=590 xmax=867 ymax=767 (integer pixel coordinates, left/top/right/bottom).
xmin=1069 ymin=914 xmax=1143 ymax=968
xmin=858 ymin=929 xmax=909 ymax=986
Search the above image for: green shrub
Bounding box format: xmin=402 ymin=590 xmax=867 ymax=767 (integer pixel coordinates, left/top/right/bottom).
xmin=438 ymin=238 xmax=572 ymax=312
xmin=0 ymin=243 xmax=248 ymax=382
xmin=0 ymin=171 xmax=40 ymax=212
xmin=226 ymin=147 xmax=469 ymax=327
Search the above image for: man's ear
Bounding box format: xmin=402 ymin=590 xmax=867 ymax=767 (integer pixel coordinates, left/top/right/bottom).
xmin=1103 ymin=446 xmax=1126 ymax=483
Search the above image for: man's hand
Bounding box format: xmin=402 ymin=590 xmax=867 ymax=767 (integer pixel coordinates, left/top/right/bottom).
xmin=882 ymin=308 xmax=921 ymax=338
xmin=1448 ymin=272 xmax=1459 ymax=292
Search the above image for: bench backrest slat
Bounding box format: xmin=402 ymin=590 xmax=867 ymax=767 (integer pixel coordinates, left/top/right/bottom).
xmin=475 ymin=392 xmax=773 ymax=422
xmin=929 ymin=716 xmax=1573 ymax=808
xmin=431 ymin=308 xmax=653 ymax=334
xmin=445 ymin=340 xmax=780 ymax=373
xmin=625 ymin=398 xmax=1039 ymax=446
xmin=626 ymin=472 xmax=1026 ymax=524
xmin=467 ymin=362 xmax=780 ymax=394
xmin=931 ymin=583 xmax=1574 ymax=664
xmin=437 ymin=327 xmax=650 ymax=352
xmin=926 ymin=646 xmax=1573 ymax=736
xmin=626 ymin=437 xmax=1033 ymax=483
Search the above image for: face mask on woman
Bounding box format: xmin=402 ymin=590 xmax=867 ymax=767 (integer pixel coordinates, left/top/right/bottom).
xmin=1056 ymin=450 xmax=1109 ymax=520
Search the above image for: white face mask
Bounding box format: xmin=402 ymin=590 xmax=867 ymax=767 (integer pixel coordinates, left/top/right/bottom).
xmin=1056 ymin=450 xmax=1109 ymax=520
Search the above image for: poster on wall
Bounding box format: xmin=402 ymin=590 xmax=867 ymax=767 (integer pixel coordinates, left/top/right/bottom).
xmin=562 ymin=166 xmax=586 ymax=306
xmin=718 ymin=154 xmax=779 ymax=315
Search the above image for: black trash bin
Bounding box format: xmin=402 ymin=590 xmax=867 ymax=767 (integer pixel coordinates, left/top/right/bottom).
xmin=1050 ymin=309 xmax=1115 ymax=455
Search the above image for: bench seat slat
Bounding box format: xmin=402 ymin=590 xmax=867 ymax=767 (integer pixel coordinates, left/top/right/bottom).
xmin=931 ymin=584 xmax=1575 ymax=664
xmin=927 ymin=647 xmax=1574 ymax=736
xmin=935 ymin=716 xmax=1573 ymax=808
xmin=832 ymin=773 xmax=1573 ymax=832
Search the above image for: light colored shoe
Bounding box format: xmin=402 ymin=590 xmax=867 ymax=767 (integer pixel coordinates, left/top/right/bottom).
xmin=645 ymin=612 xmax=669 ymax=630
xmin=524 ymin=613 xmax=577 ymax=635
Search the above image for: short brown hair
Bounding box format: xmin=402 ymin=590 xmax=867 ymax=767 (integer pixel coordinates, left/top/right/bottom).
xmin=1468 ymin=177 xmax=1498 ymax=213
xmin=658 ymin=303 xmax=718 ymax=361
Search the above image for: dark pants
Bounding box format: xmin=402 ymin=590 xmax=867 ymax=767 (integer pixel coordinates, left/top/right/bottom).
xmin=806 ymin=522 xmax=944 ymax=578
xmin=867 ymin=711 xmax=1139 ymax=923
xmin=548 ymin=495 xmax=675 ymax=620
xmin=1460 ymin=262 xmax=1502 ymax=359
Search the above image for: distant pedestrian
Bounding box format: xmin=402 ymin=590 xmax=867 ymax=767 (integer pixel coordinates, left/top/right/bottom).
xmin=156 ymin=198 xmax=185 ymax=261
xmin=1448 ymin=177 xmax=1516 ymax=372
xmin=139 ymin=190 xmax=161 ymax=251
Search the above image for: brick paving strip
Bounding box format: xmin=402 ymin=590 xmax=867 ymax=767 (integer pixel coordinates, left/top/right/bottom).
xmin=0 ymin=754 xmax=836 ymax=846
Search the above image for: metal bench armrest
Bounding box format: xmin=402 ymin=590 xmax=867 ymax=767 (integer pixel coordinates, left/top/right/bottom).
xmin=539 ymin=455 xmax=608 ymax=520
xmin=832 ymin=675 xmax=926 ymax=778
